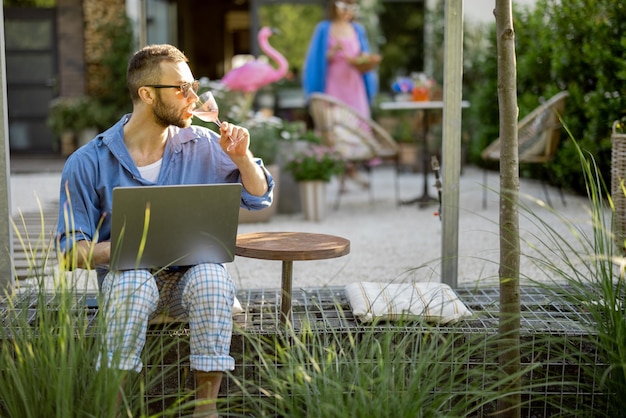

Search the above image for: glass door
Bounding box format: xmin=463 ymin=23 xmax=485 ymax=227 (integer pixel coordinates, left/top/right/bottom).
xmin=4 ymin=8 xmax=57 ymax=153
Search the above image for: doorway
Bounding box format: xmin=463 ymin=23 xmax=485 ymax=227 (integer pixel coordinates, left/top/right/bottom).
xmin=4 ymin=8 xmax=57 ymax=154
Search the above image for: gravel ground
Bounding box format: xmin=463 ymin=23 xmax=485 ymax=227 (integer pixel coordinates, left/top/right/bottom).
xmin=233 ymin=166 xmax=595 ymax=290
xmin=10 ymin=164 xmax=596 ymax=291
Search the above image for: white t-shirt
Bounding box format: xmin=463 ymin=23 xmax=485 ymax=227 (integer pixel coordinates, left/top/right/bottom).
xmin=137 ymin=158 xmax=162 ymax=183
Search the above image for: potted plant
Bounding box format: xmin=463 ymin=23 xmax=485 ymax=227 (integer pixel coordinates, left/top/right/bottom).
xmin=47 ymin=97 xmax=82 ymax=156
xmin=392 ymin=117 xmax=420 ymax=172
xmin=47 ymin=96 xmax=117 ymax=155
xmin=285 ymin=143 xmax=344 ymax=182
xmin=285 ymin=143 xmax=345 ymax=221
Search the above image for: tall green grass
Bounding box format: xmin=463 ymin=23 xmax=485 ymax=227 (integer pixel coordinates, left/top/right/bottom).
xmin=512 ymin=133 xmax=625 ymax=417
xmin=226 ymin=322 xmax=498 ymax=417
xmin=1 ymin=213 xmax=198 ymax=417
xmin=0 ymin=276 xmax=123 ymax=417
xmin=223 ymin=314 xmax=601 ymax=417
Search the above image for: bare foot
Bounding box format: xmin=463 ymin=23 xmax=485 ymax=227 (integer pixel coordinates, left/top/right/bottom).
xmin=193 ymin=405 xmax=218 ymax=418
xmin=194 ymin=371 xmax=222 ymax=418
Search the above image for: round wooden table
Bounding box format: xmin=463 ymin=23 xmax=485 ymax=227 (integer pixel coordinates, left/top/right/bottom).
xmin=235 ymin=231 xmax=351 ymax=324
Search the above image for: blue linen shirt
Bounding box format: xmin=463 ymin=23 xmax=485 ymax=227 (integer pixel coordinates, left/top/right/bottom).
xmin=56 ymin=114 xmax=274 ymax=255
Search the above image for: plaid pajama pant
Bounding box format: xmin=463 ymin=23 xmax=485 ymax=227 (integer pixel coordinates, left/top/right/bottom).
xmin=99 ymin=263 xmax=236 ymax=373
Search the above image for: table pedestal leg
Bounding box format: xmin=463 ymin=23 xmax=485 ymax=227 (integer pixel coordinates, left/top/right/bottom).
xmin=400 ymin=109 xmax=438 ymax=208
xmin=280 ymin=260 xmax=293 ymax=325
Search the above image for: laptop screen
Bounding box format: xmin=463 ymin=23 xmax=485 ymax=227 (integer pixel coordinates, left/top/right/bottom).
xmin=110 ymin=183 xmax=242 ymax=270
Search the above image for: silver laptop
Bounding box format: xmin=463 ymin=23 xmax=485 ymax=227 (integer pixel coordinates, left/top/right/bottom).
xmin=110 ymin=183 xmax=242 ymax=270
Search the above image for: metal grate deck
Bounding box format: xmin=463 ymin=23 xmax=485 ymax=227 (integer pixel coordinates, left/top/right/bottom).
xmin=233 ymin=285 xmax=596 ymax=335
xmin=1 ymin=285 xmax=607 ymax=417
xmin=1 ymin=285 xmax=596 ymax=335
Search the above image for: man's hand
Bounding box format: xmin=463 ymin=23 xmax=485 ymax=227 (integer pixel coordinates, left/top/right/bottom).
xmin=219 ymin=122 xmax=269 ymax=197
xmin=69 ymin=240 xmax=111 ymax=269
xmin=219 ymin=121 xmax=250 ymax=156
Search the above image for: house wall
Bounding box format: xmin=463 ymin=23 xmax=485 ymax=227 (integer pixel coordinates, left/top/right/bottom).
xmin=462 ymin=0 xmax=538 ymax=24
xmin=56 ymin=0 xmax=126 ymax=98
xmin=57 ymin=0 xmax=85 ymax=97
xmin=83 ymin=0 xmax=126 ymax=96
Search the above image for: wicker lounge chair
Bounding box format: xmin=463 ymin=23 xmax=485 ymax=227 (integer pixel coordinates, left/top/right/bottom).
xmin=308 ymin=93 xmax=400 ymax=209
xmin=481 ymin=91 xmax=569 ymax=208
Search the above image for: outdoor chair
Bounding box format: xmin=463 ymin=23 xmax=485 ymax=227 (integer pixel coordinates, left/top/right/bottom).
xmin=481 ymin=90 xmax=569 ymax=209
xmin=308 ymin=93 xmax=400 ymax=209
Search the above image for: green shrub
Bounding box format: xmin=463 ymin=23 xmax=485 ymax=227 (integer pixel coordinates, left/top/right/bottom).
xmin=465 ymin=0 xmax=626 ymax=195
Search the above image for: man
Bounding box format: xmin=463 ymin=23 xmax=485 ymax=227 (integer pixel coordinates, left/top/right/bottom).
xmin=56 ymin=44 xmax=274 ymax=417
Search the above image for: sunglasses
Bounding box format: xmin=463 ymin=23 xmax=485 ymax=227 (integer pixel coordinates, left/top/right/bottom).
xmin=335 ymin=1 xmax=359 ymax=13
xmin=144 ymin=80 xmax=200 ymax=98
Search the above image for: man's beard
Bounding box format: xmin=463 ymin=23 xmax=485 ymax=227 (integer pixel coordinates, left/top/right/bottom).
xmin=153 ymin=93 xmax=191 ymax=129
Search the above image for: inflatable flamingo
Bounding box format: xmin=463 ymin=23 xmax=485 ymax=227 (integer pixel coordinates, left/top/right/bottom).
xmin=222 ymin=27 xmax=289 ymax=93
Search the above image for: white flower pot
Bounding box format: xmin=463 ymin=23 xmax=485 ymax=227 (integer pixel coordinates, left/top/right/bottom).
xmin=299 ymin=180 xmax=327 ymax=221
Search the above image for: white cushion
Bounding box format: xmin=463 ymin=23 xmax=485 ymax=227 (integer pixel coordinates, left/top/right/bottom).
xmin=232 ymin=295 xmax=244 ymax=315
xmin=345 ymin=282 xmax=473 ymax=324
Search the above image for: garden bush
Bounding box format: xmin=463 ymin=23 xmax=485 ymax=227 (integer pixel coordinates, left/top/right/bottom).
xmin=465 ymin=0 xmax=626 ymax=195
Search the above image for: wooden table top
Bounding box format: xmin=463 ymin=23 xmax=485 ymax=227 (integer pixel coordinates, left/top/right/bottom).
xmin=235 ymin=231 xmax=350 ymax=262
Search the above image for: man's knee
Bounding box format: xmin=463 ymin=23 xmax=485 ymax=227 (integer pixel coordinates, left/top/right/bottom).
xmin=102 ymin=269 xmax=159 ymax=303
xmin=182 ymin=264 xmax=234 ymax=306
xmin=186 ymin=264 xmax=232 ymax=289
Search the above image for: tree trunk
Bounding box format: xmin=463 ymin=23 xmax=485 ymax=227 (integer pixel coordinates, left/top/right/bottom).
xmin=495 ymin=1 xmax=521 ymax=417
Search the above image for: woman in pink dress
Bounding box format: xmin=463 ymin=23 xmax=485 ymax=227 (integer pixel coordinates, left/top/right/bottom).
xmin=303 ymin=0 xmax=381 ymax=189
xmin=325 ymin=11 xmax=371 ymax=119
